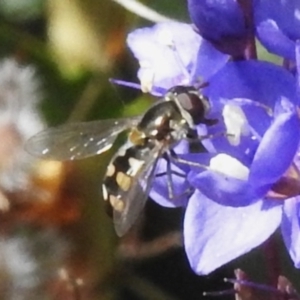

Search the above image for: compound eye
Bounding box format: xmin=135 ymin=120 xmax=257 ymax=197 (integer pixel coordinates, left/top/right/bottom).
xmin=177 ymin=92 xmax=208 ymax=125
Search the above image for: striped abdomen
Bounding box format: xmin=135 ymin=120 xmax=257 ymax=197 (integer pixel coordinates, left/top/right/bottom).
xmin=101 ymin=142 xmax=148 ymax=216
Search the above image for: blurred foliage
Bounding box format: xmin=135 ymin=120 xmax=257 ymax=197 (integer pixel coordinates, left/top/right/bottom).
xmin=144 ymin=0 xmax=189 ymax=21
xmin=0 ymin=0 xmax=44 ymax=21
xmin=256 ymin=40 xmax=281 ymax=65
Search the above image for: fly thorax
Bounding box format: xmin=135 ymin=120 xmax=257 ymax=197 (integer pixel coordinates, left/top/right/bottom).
xmin=168 ymin=118 xmax=189 ymax=142
xmin=137 ymin=101 xmax=185 ymax=142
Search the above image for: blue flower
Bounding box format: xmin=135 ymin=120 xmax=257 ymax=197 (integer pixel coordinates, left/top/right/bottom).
xmin=188 ymin=0 xmax=300 ymax=62
xmin=125 ymin=12 xmax=300 ymax=276
xmin=254 ymin=0 xmax=300 ymax=61
xmin=183 ymin=60 xmax=300 ymax=274
xmin=127 ymin=22 xmax=228 ymax=93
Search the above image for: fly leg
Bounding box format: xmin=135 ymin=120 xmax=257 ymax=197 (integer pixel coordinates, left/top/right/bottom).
xmin=186 ymin=130 xmax=234 ymax=144
xmin=155 ymin=154 xmax=195 ymax=201
xmin=186 ymin=128 xmax=207 ymax=153
xmin=156 ymin=153 xmax=179 ymax=200
xmin=186 ymin=128 xmax=235 ymax=153
xmin=168 ymin=149 xmax=208 ymax=169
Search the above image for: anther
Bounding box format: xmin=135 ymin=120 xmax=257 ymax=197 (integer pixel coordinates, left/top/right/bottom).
xmin=224 ymin=278 xmax=300 ymax=299
xmin=203 ymin=289 xmax=236 ymax=297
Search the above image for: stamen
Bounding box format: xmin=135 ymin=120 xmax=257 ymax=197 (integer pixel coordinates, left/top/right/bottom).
xmin=222 ymin=104 xmax=250 ymax=146
xmin=247 ymin=124 xmax=262 ymax=142
xmin=203 ymin=278 xmax=299 ymax=299
xmin=157 ymin=28 xmax=191 ymax=84
xmin=203 ymin=289 xmax=236 ymax=297
xmin=224 ymin=278 xmax=298 ymax=298
xmin=139 ymin=68 xmax=155 ymax=93
xmin=157 ymin=28 xmax=175 ymax=48
xmin=209 ymin=154 xmax=250 ymax=180
xmin=225 ymin=98 xmax=273 ymax=116
xmin=204 ymin=270 xmax=300 ymax=300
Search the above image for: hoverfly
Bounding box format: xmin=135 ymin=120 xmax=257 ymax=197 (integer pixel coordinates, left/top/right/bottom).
xmin=26 ymin=85 xmax=216 ymax=236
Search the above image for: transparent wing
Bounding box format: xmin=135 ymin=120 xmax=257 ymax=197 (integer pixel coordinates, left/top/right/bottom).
xmin=26 ymin=116 xmax=141 ymax=160
xmin=114 ymin=145 xmax=163 ymax=237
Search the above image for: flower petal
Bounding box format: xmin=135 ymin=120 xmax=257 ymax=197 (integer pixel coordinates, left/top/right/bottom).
xmin=188 ymin=169 xmax=265 ymax=206
xmin=191 ymin=41 xmax=229 ymax=82
xmin=184 ymin=191 xmax=282 ymax=274
xmin=254 ymin=0 xmax=300 ymax=59
xmin=255 ymin=19 xmax=295 ymax=60
xmin=281 ymin=197 xmax=300 ymax=268
xmin=127 ymin=22 xmax=201 ymax=90
xmin=188 ymin=0 xmax=246 ymax=41
xmin=249 ymin=107 xmax=300 ymax=187
xmin=205 ymin=60 xmax=297 ymax=111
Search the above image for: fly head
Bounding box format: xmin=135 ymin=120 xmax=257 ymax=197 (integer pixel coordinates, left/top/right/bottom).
xmin=165 ymin=85 xmax=213 ymax=126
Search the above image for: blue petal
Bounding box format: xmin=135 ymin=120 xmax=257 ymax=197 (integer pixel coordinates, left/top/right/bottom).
xmin=188 ymin=0 xmax=246 ymax=41
xmin=255 ymin=19 xmax=295 ymax=60
xmin=191 ymin=41 xmax=229 ymax=81
xmin=205 ymin=60 xmax=298 ymax=112
xmin=255 ymin=0 xmax=300 ymax=59
xmin=188 ymin=169 xmax=267 ymax=206
xmin=127 ymin=22 xmax=201 ymax=90
xmin=249 ymin=108 xmax=300 ymax=187
xmin=184 ymin=191 xmax=282 ymax=275
xmin=281 ymin=197 xmax=300 ymax=268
